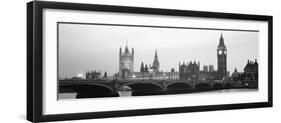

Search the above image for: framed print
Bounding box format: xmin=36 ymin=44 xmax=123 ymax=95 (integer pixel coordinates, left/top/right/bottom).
xmin=27 ymin=1 xmax=273 ymax=122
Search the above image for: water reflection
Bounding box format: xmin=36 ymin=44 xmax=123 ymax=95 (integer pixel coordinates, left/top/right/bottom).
xmin=58 ymin=88 xmax=258 ymax=99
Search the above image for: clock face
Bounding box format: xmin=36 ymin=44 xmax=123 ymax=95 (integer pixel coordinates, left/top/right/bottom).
xmin=218 ymin=50 xmax=222 ymax=55
xmin=224 ymin=50 xmax=227 ymax=54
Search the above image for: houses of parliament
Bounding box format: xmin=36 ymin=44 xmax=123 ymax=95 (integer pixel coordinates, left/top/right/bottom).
xmin=116 ymin=34 xmax=229 ymax=81
xmin=86 ymin=34 xmax=258 ymax=83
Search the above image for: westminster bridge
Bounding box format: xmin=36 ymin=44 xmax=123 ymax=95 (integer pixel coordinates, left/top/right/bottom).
xmin=59 ymin=79 xmax=239 ymax=98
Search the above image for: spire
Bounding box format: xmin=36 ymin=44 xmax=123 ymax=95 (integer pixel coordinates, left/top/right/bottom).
xmin=140 ymin=62 xmax=144 ymax=72
xmin=125 ymin=39 xmax=129 ymax=54
xmin=234 ymin=68 xmax=238 ymax=72
xmin=154 ymin=49 xmax=158 ymax=59
xmin=126 ymin=37 xmax=128 ymax=47
xmin=218 ymin=33 xmax=226 ymax=49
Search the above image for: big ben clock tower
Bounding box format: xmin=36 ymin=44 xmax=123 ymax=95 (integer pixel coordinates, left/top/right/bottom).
xmin=217 ymin=34 xmax=227 ymax=80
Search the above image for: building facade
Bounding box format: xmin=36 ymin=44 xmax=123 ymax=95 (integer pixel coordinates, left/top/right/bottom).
xmin=199 ymin=70 xmax=217 ymax=80
xmin=209 ymin=65 xmax=215 ymax=72
xmin=179 ymin=61 xmax=217 ymax=81
xmin=243 ymin=60 xmax=258 ymax=81
xmin=86 ymin=70 xmax=102 ymax=80
xmin=119 ymin=45 xmax=134 ymax=79
xmin=179 ymin=61 xmax=200 ymax=80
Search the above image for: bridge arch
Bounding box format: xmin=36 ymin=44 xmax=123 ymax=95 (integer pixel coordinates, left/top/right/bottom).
xmin=166 ymin=82 xmax=192 ymax=90
xmin=213 ymin=83 xmax=224 ymax=89
xmin=60 ymin=83 xmax=117 ymax=98
xmin=120 ymin=82 xmax=163 ymax=91
xmin=195 ymin=83 xmax=211 ymax=90
xmin=224 ymin=83 xmax=233 ymax=89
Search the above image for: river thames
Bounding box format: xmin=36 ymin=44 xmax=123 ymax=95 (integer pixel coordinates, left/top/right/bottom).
xmin=59 ymin=88 xmax=257 ymax=99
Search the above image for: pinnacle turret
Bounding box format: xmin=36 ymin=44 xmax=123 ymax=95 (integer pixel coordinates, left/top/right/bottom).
xmin=218 ymin=33 xmax=226 ymax=49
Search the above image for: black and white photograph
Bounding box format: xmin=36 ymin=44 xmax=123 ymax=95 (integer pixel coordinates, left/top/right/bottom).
xmin=58 ymin=22 xmax=259 ymax=100
xmin=25 ymin=1 xmax=274 ymax=122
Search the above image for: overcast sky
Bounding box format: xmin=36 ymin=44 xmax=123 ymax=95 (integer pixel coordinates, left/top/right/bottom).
xmin=58 ymin=23 xmax=259 ymax=78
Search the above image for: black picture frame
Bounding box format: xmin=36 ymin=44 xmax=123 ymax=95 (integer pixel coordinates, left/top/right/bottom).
xmin=27 ymin=1 xmax=273 ymax=122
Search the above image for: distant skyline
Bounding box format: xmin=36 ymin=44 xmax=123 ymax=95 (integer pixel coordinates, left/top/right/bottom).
xmin=58 ymin=23 xmax=259 ymax=78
